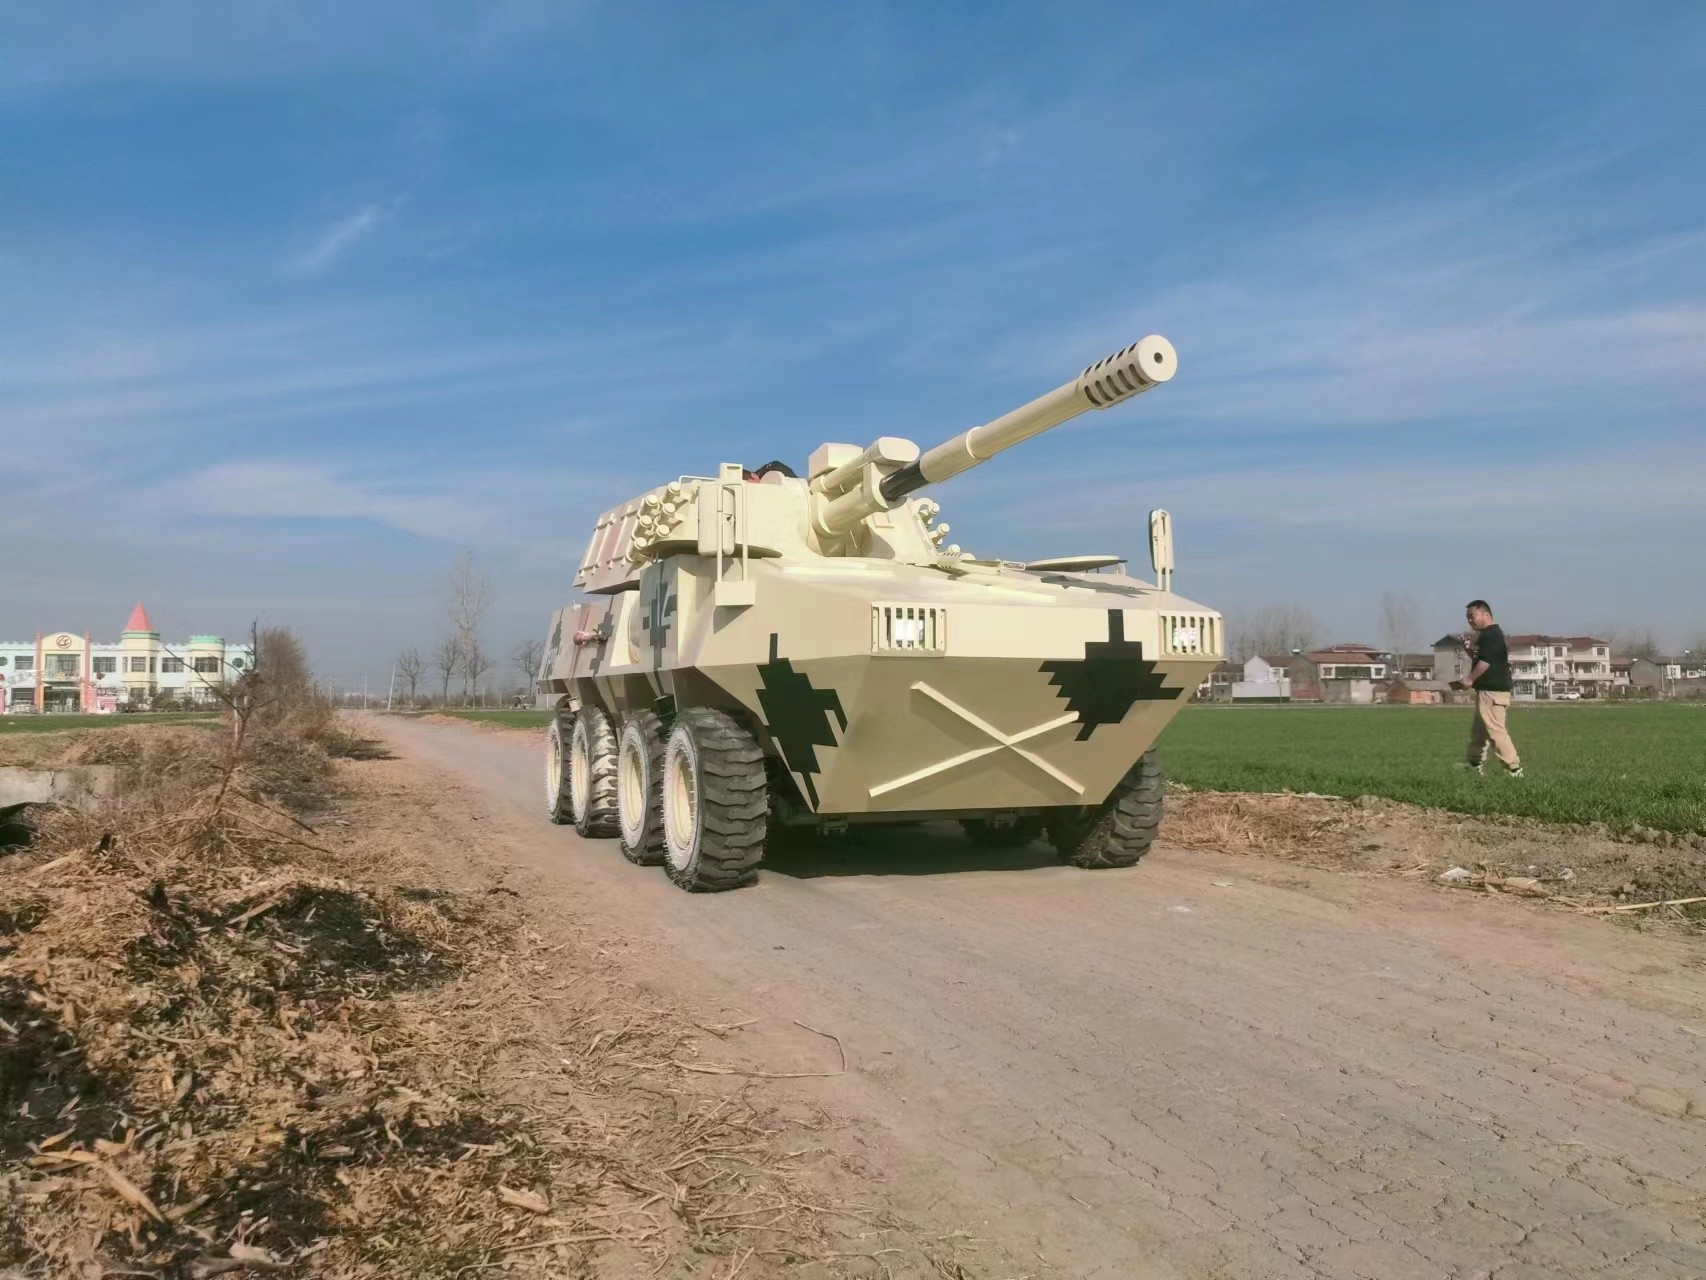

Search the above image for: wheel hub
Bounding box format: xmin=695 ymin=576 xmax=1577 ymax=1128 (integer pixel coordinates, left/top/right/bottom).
xmin=569 ymin=723 xmax=591 ymax=821
xmin=619 ymin=735 xmax=646 ymax=846
xmin=663 ymin=737 xmax=698 ymax=871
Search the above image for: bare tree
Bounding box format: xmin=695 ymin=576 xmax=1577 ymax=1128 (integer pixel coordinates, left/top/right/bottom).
xmin=463 ymin=639 xmax=494 ymax=706
xmin=432 ymin=635 xmax=462 ymax=705
xmin=448 ymin=552 xmax=493 ymax=700
xmin=1376 ymin=591 xmax=1421 ymax=656
xmin=254 ymin=626 xmax=313 ymax=704
xmin=512 ymin=637 xmax=544 ymax=696
xmin=1611 ymin=629 xmax=1662 ymax=662
xmin=395 ymin=646 xmax=425 ymax=707
xmin=1229 ymin=605 xmax=1322 ymax=662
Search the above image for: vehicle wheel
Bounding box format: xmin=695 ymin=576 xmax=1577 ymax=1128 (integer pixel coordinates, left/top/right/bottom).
xmin=960 ymin=815 xmax=1043 ymax=848
xmin=660 ymin=707 xmax=767 ymax=892
xmin=616 ymin=710 xmax=668 ymax=866
xmin=544 ymin=711 xmax=574 ymax=824
xmin=569 ymin=707 xmax=619 ymax=838
xmin=1046 ymin=749 xmax=1163 ymax=869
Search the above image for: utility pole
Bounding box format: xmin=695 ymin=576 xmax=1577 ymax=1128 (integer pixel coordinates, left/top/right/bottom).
xmin=385 ymin=661 xmax=397 ymax=712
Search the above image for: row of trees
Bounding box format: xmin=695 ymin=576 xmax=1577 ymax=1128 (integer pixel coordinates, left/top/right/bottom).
xmin=1605 ymin=629 xmax=1706 ymax=663
xmin=388 ymin=553 xmax=548 ymax=708
xmin=1226 ymin=593 xmax=1422 ymax=662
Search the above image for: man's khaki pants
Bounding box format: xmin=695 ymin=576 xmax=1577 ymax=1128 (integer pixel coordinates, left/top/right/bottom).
xmin=1468 ymin=690 xmax=1520 ymax=770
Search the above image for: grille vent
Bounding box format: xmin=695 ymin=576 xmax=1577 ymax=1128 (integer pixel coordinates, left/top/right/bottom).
xmin=872 ymin=604 xmax=947 ymax=655
xmin=1160 ymin=613 xmax=1221 ymax=657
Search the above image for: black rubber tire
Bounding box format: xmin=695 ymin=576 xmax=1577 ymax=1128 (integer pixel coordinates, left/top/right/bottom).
xmin=545 ymin=712 xmax=574 ymax=824
xmin=660 ymin=707 xmax=767 ymax=892
xmin=960 ymin=816 xmax=1043 ymax=848
xmin=1046 ymin=749 xmax=1163 ymax=869
xmin=570 ymin=707 xmax=619 ymax=839
xmin=616 ymin=710 xmax=667 ymax=866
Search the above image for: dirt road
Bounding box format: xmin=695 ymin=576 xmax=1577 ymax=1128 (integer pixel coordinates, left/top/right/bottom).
xmin=375 ymin=716 xmax=1706 ymax=1280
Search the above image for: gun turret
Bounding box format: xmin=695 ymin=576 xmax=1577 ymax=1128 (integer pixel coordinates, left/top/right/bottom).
xmin=809 ymin=335 xmax=1176 ymax=538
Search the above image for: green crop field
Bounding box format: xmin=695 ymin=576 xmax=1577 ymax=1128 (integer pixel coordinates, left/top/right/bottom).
xmin=0 ymin=711 xmax=218 ymax=735
xmin=1158 ymin=704 xmax=1706 ymax=833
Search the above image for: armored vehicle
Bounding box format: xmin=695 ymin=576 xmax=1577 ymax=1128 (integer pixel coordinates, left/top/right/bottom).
xmin=539 ymin=334 xmax=1223 ymax=891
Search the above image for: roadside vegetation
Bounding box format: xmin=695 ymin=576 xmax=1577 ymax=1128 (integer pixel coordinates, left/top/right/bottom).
xmin=1161 ymin=703 xmax=1705 ymax=833
xmin=0 ymin=631 xmax=943 ymax=1277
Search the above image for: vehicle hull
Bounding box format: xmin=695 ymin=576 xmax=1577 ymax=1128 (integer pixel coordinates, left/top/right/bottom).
xmin=542 ymin=558 xmax=1219 ymax=816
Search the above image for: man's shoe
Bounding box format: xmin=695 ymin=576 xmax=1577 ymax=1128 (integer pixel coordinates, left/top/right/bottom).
xmin=1506 ymin=766 xmax=1524 ymax=778
xmin=1456 ymin=762 xmax=1483 ymax=776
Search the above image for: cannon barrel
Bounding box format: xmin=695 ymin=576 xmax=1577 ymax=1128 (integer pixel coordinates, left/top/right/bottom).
xmin=878 ymin=334 xmax=1176 ymax=504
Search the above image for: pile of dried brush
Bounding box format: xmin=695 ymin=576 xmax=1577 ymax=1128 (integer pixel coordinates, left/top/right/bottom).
xmin=0 ymin=716 xmax=515 ymax=1277
xmin=3 ymin=708 xmax=914 ymax=1276
xmin=1164 ymin=785 xmax=1369 ymax=860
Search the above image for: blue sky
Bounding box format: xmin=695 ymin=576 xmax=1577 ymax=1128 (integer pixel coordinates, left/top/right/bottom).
xmin=3 ymin=1 xmax=1703 ymax=684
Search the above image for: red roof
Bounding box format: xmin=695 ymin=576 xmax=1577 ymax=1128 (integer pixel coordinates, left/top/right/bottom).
xmin=124 ymin=601 xmax=156 ymax=633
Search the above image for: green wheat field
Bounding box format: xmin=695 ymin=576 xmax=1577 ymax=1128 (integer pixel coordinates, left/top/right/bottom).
xmin=1162 ymin=704 xmax=1705 ymax=833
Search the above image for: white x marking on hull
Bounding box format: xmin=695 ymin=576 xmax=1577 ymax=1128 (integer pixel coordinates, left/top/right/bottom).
xmin=867 ymin=681 xmax=1086 ymax=799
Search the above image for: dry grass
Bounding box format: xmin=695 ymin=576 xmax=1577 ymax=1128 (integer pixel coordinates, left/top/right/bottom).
xmin=1164 ymin=788 xmax=1362 ymax=859
xmin=1 ymin=717 xmax=930 ymax=1278
xmin=0 ymin=732 xmax=91 ymax=769
xmin=1166 ymin=784 xmax=1706 ymax=930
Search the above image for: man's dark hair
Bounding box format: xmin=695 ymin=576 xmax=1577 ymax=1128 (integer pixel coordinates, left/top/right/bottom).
xmin=1466 ymin=599 xmax=1492 ymax=614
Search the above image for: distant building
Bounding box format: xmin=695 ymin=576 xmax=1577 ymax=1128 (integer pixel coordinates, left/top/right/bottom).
xmin=1197 ymin=654 xmax=1299 ymax=701
xmin=1393 ymin=653 xmax=1435 ymax=682
xmin=1662 ymin=656 xmax=1706 ymax=682
xmin=1384 ymin=678 xmax=1453 ymax=705
xmin=1200 ymin=660 xmax=1241 ymax=701
xmin=1430 ymin=632 xmax=1613 ymax=700
xmin=1289 ymin=644 xmax=1386 ymax=703
xmin=1230 ymin=653 xmax=1293 ymax=701
xmin=1507 ymin=635 xmax=1613 ymax=699
xmin=1611 ymin=657 xmax=1663 ymax=693
xmin=0 ymin=603 xmax=252 ymax=714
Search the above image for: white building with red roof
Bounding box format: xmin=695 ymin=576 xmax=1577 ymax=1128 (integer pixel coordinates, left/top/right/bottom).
xmin=0 ymin=603 xmax=253 ymax=714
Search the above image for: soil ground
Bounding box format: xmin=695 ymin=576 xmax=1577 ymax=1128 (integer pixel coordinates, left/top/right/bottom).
xmin=364 ymin=713 xmax=1706 ymax=1280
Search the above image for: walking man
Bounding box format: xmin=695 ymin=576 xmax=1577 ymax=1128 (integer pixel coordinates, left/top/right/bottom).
xmin=1455 ymin=599 xmax=1523 ymax=777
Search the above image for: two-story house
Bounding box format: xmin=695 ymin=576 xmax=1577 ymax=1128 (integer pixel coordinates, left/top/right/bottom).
xmin=1505 ymin=635 xmax=1613 ymax=699
xmin=1431 ymin=633 xmax=1613 ymax=700
xmin=1291 ymin=644 xmax=1386 ymax=704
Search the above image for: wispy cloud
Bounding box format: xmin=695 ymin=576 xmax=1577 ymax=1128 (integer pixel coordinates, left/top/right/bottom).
xmin=136 ymin=457 xmax=633 ymax=555
xmin=292 ymin=201 xmax=395 ymax=274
